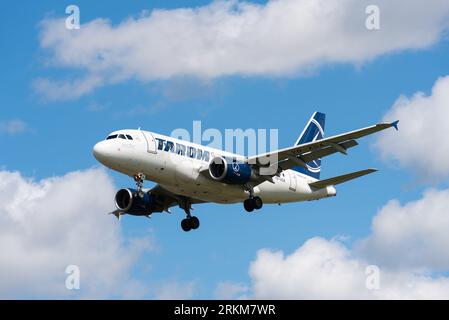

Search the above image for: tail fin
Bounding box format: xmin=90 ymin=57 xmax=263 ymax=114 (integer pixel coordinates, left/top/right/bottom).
xmin=293 ymin=112 xmax=326 ymax=179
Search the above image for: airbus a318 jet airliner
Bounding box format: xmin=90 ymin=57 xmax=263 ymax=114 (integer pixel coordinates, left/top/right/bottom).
xmin=93 ymin=112 xmax=398 ymax=232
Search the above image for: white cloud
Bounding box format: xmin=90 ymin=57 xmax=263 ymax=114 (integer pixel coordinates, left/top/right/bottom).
xmin=0 ymin=168 xmax=152 ymax=298
xmin=247 ymin=189 xmax=449 ymax=299
xmin=357 ymin=189 xmax=449 ymax=271
xmin=154 ymin=281 xmax=196 ymax=300
xmin=36 ymin=0 xmax=449 ymax=100
xmin=249 ymin=238 xmax=370 ymax=299
xmin=0 ymin=119 xmax=27 ymax=135
xmin=215 ymin=281 xmax=249 ymax=299
xmin=249 ymin=238 xmax=449 ymax=299
xmin=33 ymin=75 xmax=103 ymax=101
xmin=376 ymin=75 xmax=449 ymax=181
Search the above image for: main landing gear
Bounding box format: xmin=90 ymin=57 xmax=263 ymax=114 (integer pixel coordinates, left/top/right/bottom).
xmin=243 ymin=186 xmax=263 ymax=212
xmin=180 ymin=198 xmax=200 ymax=232
xmin=243 ymin=196 xmax=263 ymax=212
xmin=181 ymin=216 xmax=200 ymax=232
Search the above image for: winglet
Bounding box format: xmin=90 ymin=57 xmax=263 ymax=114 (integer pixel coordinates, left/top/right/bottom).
xmin=391 ymin=120 xmax=399 ymax=131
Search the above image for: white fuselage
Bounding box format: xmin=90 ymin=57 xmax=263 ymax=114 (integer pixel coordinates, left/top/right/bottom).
xmin=93 ymin=129 xmax=336 ymax=205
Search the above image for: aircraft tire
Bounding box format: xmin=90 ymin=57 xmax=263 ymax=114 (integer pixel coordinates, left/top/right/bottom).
xmin=253 ymin=196 xmax=263 ymax=210
xmin=190 ymin=216 xmax=200 ymax=230
xmin=181 ymin=218 xmax=192 ymax=232
xmin=244 ymin=198 xmax=255 ymax=212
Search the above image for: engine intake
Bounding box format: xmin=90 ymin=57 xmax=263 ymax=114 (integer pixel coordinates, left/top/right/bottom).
xmin=115 ymin=188 xmax=155 ymax=215
xmin=209 ymin=156 xmax=254 ymax=184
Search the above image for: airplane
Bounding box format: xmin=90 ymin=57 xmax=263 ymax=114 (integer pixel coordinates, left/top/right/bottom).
xmin=92 ymin=112 xmax=398 ymax=232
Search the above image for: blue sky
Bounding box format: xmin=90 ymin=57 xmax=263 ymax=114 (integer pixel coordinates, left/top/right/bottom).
xmin=2 ymin=0 xmax=449 ymax=299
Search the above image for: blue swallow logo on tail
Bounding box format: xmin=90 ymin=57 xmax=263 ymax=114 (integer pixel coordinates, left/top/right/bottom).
xmin=292 ymin=112 xmax=326 ymax=179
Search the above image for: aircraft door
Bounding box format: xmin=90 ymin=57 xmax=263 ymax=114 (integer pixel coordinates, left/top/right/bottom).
xmin=142 ymin=132 xmax=157 ymax=153
xmin=289 ymin=171 xmax=297 ymax=191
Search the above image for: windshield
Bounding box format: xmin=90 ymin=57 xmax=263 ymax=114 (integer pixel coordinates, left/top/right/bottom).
xmin=106 ymin=133 xmax=133 ymax=140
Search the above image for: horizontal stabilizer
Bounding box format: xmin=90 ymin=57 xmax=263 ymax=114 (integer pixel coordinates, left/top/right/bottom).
xmin=309 ymin=168 xmax=378 ymax=189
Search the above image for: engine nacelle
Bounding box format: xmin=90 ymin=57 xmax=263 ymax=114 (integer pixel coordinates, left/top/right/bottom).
xmin=115 ymin=188 xmax=155 ymax=215
xmin=209 ymin=156 xmax=254 ymax=184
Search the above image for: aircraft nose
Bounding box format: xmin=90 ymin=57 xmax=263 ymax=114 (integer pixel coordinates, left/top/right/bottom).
xmin=92 ymin=141 xmax=110 ymax=161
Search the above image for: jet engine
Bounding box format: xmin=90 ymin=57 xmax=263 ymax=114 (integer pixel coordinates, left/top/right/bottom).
xmin=115 ymin=188 xmax=156 ymax=215
xmin=209 ymin=156 xmax=255 ymax=184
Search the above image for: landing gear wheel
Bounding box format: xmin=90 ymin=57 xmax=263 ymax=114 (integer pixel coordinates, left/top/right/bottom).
xmin=181 ymin=219 xmax=192 ymax=232
xmin=181 ymin=216 xmax=200 ymax=232
xmin=190 ymin=216 xmax=200 ymax=230
xmin=253 ymin=196 xmax=263 ymax=210
xmin=244 ymin=198 xmax=255 ymax=212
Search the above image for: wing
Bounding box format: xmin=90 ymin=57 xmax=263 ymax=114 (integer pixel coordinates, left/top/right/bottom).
xmin=149 ymin=184 xmax=207 ymax=212
xmin=247 ymin=120 xmax=399 ymax=173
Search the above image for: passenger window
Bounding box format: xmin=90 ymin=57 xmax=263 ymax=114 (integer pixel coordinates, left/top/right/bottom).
xmin=126 ymin=135 xmax=133 ymax=140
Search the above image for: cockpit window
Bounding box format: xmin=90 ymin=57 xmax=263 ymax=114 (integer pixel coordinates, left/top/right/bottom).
xmin=106 ymin=133 xmax=133 ymax=140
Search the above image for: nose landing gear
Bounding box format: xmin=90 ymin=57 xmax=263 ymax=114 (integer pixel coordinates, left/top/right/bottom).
xmin=133 ymin=173 xmax=146 ymax=198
